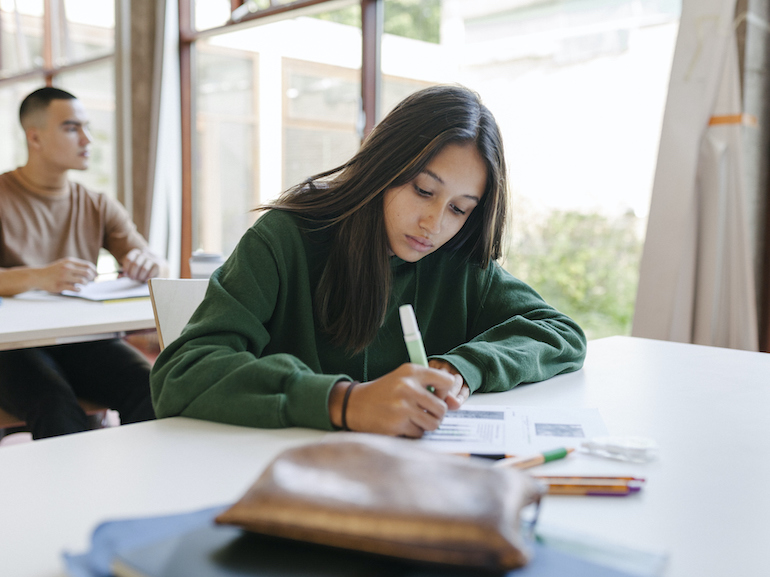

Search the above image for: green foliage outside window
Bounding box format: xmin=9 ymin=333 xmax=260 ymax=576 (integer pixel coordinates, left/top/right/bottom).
xmin=314 ymin=0 xmax=441 ymax=43
xmin=384 ymin=0 xmax=440 ymax=43
xmin=312 ymin=4 xmax=360 ymax=27
xmin=506 ymin=210 xmax=644 ymax=340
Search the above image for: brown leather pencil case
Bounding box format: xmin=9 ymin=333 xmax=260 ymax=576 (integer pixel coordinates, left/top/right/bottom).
xmin=216 ymin=433 xmax=544 ymax=570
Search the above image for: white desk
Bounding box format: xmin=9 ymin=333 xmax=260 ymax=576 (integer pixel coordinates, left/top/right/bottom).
xmin=0 ymin=291 xmax=156 ymax=351
xmin=0 ymin=336 xmax=768 ymax=576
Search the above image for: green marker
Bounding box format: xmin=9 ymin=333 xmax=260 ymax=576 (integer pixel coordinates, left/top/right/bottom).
xmin=494 ymin=447 xmax=574 ymax=470
xmin=398 ymin=304 xmax=435 ymax=393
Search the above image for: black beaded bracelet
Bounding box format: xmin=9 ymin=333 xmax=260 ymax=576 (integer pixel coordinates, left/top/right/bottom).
xmin=341 ymin=381 xmax=359 ymax=432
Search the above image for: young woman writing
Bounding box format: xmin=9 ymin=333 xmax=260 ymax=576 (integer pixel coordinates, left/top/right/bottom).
xmin=150 ymin=85 xmax=587 ymax=437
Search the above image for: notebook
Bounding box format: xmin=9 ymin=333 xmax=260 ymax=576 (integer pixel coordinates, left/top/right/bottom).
xmin=110 ymin=523 xmax=657 ymax=577
xmin=64 ymin=506 xmax=666 ymax=577
xmin=61 ymin=277 xmax=150 ymax=302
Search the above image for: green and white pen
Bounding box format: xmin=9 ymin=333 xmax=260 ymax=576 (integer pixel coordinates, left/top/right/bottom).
xmin=399 ymin=304 xmax=428 ymax=366
xmin=398 ymin=304 xmax=435 ymax=393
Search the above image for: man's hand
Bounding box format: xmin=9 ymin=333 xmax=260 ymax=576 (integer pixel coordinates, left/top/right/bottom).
xmin=35 ymin=257 xmax=97 ymax=293
xmin=121 ymin=248 xmax=161 ymax=283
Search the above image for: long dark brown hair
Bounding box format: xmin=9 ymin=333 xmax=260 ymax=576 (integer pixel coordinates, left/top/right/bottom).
xmin=265 ymin=85 xmax=508 ymax=353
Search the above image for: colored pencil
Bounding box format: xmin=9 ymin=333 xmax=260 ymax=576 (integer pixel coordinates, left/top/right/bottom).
xmin=535 ymin=476 xmax=645 ymax=497
xmin=493 ymin=447 xmax=574 ymax=469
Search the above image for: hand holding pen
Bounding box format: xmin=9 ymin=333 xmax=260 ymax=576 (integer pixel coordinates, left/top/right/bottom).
xmin=328 ymin=304 xmax=466 ymax=437
xmin=38 ymin=257 xmax=96 ymax=293
xmin=399 ymin=304 xmax=469 ymax=407
xmin=428 ymin=359 xmax=470 ymax=406
xmin=330 ymin=363 xmax=458 ymax=437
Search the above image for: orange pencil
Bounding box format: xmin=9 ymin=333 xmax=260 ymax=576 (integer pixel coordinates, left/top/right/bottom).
xmin=536 ymin=476 xmax=645 ymax=496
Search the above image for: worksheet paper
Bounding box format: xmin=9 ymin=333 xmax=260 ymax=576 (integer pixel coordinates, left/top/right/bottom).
xmin=419 ymin=405 xmax=608 ymax=455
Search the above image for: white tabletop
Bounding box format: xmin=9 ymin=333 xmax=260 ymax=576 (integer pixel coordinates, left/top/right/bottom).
xmin=0 ymin=291 xmax=156 ymax=350
xmin=0 ymin=336 xmax=768 ymax=576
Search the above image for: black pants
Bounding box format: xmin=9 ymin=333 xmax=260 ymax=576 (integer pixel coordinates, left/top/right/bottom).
xmin=0 ymin=339 xmax=155 ymax=439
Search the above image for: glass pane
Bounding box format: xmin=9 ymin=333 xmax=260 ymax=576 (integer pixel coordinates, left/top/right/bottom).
xmin=194 ymin=0 xmax=231 ymax=31
xmin=195 ymin=46 xmax=257 ymax=256
xmin=57 ymin=0 xmax=115 ymax=64
xmin=283 ymin=59 xmax=360 ymax=187
xmin=0 ymin=0 xmax=45 ymax=76
xmin=382 ymin=0 xmax=682 ymax=339
xmin=0 ymin=78 xmax=46 ymax=173
xmin=192 ymin=1 xmax=361 ymax=257
xmin=55 ymin=59 xmax=116 ymax=198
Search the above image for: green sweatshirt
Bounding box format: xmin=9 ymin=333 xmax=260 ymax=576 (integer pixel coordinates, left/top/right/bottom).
xmin=151 ymin=209 xmax=586 ymax=430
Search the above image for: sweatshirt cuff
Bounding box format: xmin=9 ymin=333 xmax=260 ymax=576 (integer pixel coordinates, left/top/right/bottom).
xmin=284 ymin=372 xmax=350 ymax=430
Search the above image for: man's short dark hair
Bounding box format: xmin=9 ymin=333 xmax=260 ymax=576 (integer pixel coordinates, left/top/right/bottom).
xmin=19 ymin=87 xmax=77 ymax=128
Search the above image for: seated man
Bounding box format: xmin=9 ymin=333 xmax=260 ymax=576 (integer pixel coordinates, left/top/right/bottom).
xmin=0 ymin=87 xmax=168 ymax=439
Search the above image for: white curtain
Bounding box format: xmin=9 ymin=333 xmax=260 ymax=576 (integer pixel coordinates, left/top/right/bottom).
xmin=147 ymin=0 xmax=182 ymax=278
xmin=632 ymin=0 xmax=759 ymax=351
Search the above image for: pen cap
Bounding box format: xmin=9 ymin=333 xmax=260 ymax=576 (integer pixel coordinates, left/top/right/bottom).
xmin=398 ymin=304 xmax=420 ymax=338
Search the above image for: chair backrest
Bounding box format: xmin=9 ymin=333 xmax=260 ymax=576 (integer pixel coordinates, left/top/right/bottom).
xmin=148 ymin=278 xmax=209 ymax=351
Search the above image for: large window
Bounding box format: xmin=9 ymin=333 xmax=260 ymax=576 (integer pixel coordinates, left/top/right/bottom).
xmin=181 ymin=0 xmax=681 ymax=338
xmin=0 ymin=0 xmax=116 ymax=197
xmin=188 ymin=1 xmax=363 ymax=257
xmin=378 ymin=0 xmax=681 ymax=338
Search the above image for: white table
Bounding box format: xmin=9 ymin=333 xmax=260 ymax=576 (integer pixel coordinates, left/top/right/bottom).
xmin=0 ymin=291 xmax=156 ymax=351
xmin=0 ymin=336 xmax=768 ymax=576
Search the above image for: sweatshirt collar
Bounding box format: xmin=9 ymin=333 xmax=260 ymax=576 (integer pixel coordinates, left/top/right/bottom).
xmin=390 ymin=255 xmax=408 ymax=269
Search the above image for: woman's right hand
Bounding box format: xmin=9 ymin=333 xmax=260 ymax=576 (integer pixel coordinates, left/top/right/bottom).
xmin=329 ymin=363 xmax=462 ymax=438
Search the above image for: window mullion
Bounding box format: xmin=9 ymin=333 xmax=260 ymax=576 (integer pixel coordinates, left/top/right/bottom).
xmin=180 ymin=0 xmax=194 ymax=277
xmin=361 ymin=0 xmax=382 ymax=139
xmin=43 ymin=0 xmax=55 ymax=74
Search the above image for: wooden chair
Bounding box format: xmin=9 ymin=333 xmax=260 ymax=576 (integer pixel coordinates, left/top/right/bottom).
xmin=148 ymin=278 xmax=209 ymax=351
